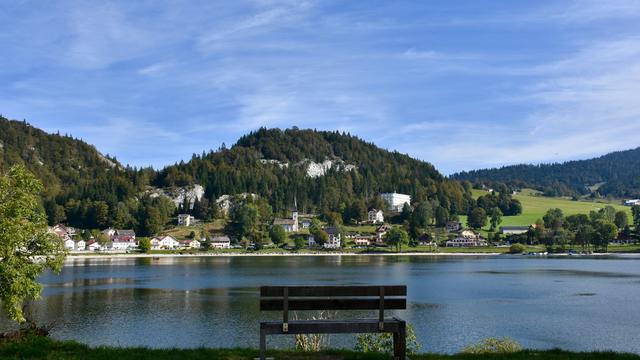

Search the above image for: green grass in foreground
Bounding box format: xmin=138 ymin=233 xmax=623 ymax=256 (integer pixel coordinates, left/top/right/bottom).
xmin=1 ymin=337 xmax=639 ymax=360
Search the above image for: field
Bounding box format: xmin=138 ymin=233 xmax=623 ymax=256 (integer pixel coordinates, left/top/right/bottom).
xmin=462 ymin=189 xmax=632 ymax=229
xmin=2 ymin=336 xmax=639 ymax=360
xmin=163 ymin=219 xmax=227 ymax=240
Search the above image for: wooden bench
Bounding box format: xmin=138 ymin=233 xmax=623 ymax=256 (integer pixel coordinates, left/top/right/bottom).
xmin=259 ymin=285 xmax=407 ymax=360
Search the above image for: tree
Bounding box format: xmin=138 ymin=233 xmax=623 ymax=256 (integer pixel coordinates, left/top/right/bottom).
xmin=384 ymin=227 xmax=409 ymax=252
xmin=434 ymin=206 xmax=449 ymax=227
xmin=0 ymin=165 xmax=66 ymax=323
xmin=489 ymin=207 xmax=503 ymax=231
xmin=595 ymin=221 xmax=617 ymax=252
xmin=138 ymin=238 xmax=152 ymax=253
xmin=467 ymin=208 xmax=487 ymax=230
xmin=543 ymin=208 xmax=564 ymax=230
xmin=294 ymin=236 xmax=306 ymax=250
xmin=269 ymin=225 xmax=287 ymax=245
xmin=614 ymin=211 xmax=629 ymax=229
xmin=632 ymin=205 xmax=640 ymax=228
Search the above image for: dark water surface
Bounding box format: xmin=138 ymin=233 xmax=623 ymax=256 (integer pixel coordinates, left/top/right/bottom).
xmin=2 ymin=255 xmax=639 ymax=353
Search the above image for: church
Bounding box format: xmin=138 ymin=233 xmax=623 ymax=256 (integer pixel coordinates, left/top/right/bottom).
xmin=272 ymin=199 xmax=299 ymax=232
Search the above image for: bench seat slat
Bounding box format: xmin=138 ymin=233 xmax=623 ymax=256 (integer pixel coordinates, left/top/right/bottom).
xmin=260 ymin=298 xmax=406 ymax=311
xmin=260 ymin=319 xmax=405 ymax=334
xmin=261 ymin=285 xmax=406 ymax=297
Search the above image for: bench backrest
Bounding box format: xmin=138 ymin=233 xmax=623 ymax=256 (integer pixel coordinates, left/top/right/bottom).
xmin=260 ymin=285 xmax=406 ymax=311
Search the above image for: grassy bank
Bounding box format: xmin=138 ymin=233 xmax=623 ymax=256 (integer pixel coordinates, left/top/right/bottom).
xmin=1 ymin=337 xmax=639 ymax=360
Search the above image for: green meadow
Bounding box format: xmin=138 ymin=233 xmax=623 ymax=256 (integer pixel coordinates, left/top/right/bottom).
xmin=460 ymin=189 xmax=632 ymax=229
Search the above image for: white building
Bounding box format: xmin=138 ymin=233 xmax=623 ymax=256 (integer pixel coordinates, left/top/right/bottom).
xmin=375 ymin=224 xmax=392 ymax=244
xmin=323 ymin=227 xmax=342 ymax=249
xmin=177 ymin=214 xmax=195 ymax=226
xmin=624 ymin=199 xmax=640 ymax=206
xmin=446 ymin=230 xmax=488 ymax=247
xmin=64 ymin=239 xmax=75 ymax=250
xmin=380 ymin=192 xmax=411 ymax=212
xmin=75 ymin=239 xmax=86 ymax=251
xmin=86 ymin=240 xmax=101 ymax=251
xmin=151 ymin=235 xmax=180 ymax=250
xmin=180 ymin=239 xmax=201 ymax=249
xmin=367 ymin=209 xmax=384 ymax=224
xmin=210 ymin=236 xmax=231 ymax=249
xmin=500 ymin=226 xmax=530 ymax=235
xmin=273 ymin=202 xmax=299 ymax=232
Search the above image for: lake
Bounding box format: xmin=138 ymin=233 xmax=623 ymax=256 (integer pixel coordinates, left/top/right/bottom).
xmin=2 ymin=255 xmax=639 ymax=354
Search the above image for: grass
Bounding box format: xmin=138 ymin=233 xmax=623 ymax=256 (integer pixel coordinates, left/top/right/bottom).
xmin=163 ymin=219 xmax=227 ymax=240
xmin=464 ymin=189 xmax=632 ymax=229
xmin=1 ymin=336 xmax=639 ymax=360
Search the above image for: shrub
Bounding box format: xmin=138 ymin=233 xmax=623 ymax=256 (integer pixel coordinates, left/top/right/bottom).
xmin=463 ymin=337 xmax=523 ymax=354
xmin=354 ymin=324 xmax=421 ymax=355
xmin=509 ymin=243 xmax=526 ymax=254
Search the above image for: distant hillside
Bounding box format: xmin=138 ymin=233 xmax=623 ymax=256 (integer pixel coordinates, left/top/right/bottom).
xmin=452 ymin=147 xmax=640 ymax=198
xmin=155 ymin=127 xmax=472 ymax=216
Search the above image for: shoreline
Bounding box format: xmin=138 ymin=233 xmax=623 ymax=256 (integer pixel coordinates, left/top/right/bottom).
xmin=64 ymin=251 xmax=636 ymax=261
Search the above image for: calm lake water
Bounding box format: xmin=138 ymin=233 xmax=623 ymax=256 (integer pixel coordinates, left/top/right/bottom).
xmin=2 ymin=255 xmax=639 ymax=354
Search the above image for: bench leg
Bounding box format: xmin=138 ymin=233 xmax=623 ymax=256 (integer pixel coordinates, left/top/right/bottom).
xmin=259 ymin=329 xmax=267 ymax=360
xmin=393 ymin=323 xmax=406 ymax=360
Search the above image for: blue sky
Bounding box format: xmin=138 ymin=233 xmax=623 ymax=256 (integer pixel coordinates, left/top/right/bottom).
xmin=1 ymin=1 xmax=640 ymax=175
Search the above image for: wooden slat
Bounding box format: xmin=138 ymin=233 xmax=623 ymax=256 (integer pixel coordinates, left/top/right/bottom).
xmin=260 ymin=319 xmax=405 ymax=335
xmin=260 ymin=298 xmax=406 ymax=311
xmin=260 ymin=285 xmax=406 ymax=297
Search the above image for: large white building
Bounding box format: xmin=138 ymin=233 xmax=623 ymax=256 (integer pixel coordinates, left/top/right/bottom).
xmin=367 ymin=209 xmax=384 ymax=224
xmin=380 ymin=192 xmax=411 ymax=212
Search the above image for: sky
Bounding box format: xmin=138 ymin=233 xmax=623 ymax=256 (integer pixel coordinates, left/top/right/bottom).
xmin=1 ymin=1 xmax=640 ymax=175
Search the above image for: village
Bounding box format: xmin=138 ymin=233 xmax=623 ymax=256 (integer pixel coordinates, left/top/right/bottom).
xmin=47 ymin=191 xmax=515 ymax=254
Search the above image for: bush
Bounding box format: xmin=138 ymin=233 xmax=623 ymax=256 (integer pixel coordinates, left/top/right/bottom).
xmin=509 ymin=243 xmax=526 ymax=254
xmin=463 ymin=337 xmax=523 ymax=354
xmin=354 ymin=324 xmax=421 ymax=355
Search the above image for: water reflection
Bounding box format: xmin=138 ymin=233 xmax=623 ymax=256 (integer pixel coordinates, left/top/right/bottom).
xmin=0 ymin=255 xmax=638 ymax=354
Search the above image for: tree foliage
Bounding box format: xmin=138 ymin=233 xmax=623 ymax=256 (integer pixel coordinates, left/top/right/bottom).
xmin=0 ymin=165 xmax=66 ymax=323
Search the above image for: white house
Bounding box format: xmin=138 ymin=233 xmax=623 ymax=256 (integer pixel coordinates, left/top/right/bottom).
xmin=180 ymin=239 xmax=201 ymax=249
xmin=86 ymin=240 xmax=101 ymax=251
xmin=210 ymin=235 xmax=231 ymax=249
xmin=300 ymin=218 xmax=313 ymax=229
xmin=375 ymin=224 xmax=392 ymax=244
xmin=446 ymin=230 xmax=488 ymax=247
xmin=75 ymin=239 xmax=86 ymax=251
xmin=367 ymin=209 xmax=384 ymax=224
xmin=151 ymin=235 xmax=180 ymax=250
xmin=445 ymin=221 xmax=462 ymax=232
xmin=101 ymin=228 xmax=116 ymax=237
xmin=624 ymin=199 xmax=640 ymax=206
xmin=177 ymin=214 xmax=195 ymax=226
xmin=380 ymin=192 xmax=411 ymax=212
xmin=353 ymin=236 xmax=372 ymax=247
xmin=64 ymin=239 xmax=75 ymax=250
xmin=323 ymin=227 xmax=342 ymax=249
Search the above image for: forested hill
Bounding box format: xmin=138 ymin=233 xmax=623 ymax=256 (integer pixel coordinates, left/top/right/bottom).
xmin=452 ymin=147 xmax=640 ymax=198
xmin=0 ymin=116 xmax=150 ymax=227
xmin=1 ymin=119 xmax=473 ymax=232
xmin=155 ymin=127 xmax=472 ymax=216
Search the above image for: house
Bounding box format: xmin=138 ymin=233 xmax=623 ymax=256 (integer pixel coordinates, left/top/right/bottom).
xmin=375 ymin=224 xmax=392 ymax=244
xmin=500 ymin=226 xmax=530 ymax=235
xmin=417 ymin=233 xmax=434 ymax=246
xmin=380 ymin=192 xmax=411 ymax=212
xmin=64 ymin=238 xmax=75 ymax=250
xmin=75 ymin=239 xmax=86 ymax=251
xmin=101 ymin=228 xmax=116 ymax=237
xmin=150 ymin=235 xmax=180 ymax=250
xmin=86 ymin=240 xmax=101 ymax=251
xmin=445 ymin=221 xmax=462 ymax=232
xmin=177 ymin=214 xmax=195 ymax=226
xmin=273 ymin=200 xmax=299 ymax=232
xmin=300 ymin=218 xmax=313 ymax=229
xmin=210 ymin=235 xmax=231 ymax=249
xmin=323 ymin=227 xmax=342 ymax=249
xmin=353 ymin=236 xmax=372 ymax=247
xmin=180 ymin=239 xmax=201 ymax=249
xmin=624 ymin=199 xmax=640 ymax=206
xmin=367 ymin=209 xmax=384 ymax=224
xmin=446 ymin=230 xmax=488 ymax=247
